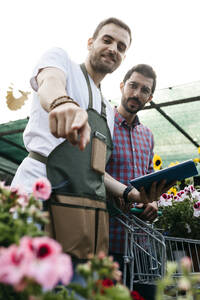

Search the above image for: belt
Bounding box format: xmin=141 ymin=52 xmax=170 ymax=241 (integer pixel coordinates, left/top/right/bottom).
xmin=28 ymin=151 xmax=48 ymax=165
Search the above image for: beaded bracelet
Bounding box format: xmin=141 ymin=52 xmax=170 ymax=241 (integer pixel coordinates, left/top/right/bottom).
xmin=49 ymin=96 xmax=80 ymax=111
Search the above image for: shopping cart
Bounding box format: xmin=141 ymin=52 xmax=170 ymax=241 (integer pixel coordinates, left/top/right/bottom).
xmin=109 ymin=205 xmax=200 ymax=291
xmin=164 ymin=236 xmax=200 ymax=277
xmin=109 ymin=204 xmax=166 ymax=290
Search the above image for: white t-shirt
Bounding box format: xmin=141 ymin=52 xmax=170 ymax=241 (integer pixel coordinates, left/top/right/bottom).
xmin=11 ymin=47 xmax=114 ymax=193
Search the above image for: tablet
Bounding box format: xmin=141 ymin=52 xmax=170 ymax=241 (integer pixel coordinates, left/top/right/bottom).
xmin=130 ymin=159 xmax=198 ymax=192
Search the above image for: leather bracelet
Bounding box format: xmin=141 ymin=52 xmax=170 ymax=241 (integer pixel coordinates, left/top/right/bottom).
xmin=123 ymin=185 xmax=134 ymax=204
xmin=50 ymin=96 xmax=80 ymax=111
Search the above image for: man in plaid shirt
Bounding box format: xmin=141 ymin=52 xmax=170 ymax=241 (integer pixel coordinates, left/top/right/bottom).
xmin=106 ymin=64 xmax=159 ymax=262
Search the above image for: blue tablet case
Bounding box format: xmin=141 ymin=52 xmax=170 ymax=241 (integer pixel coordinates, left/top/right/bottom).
xmin=130 ymin=159 xmax=198 ymax=192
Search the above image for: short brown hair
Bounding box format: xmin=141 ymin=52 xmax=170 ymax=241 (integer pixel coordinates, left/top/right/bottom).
xmin=123 ymin=64 xmax=157 ymax=94
xmin=92 ymin=17 xmax=132 ymax=46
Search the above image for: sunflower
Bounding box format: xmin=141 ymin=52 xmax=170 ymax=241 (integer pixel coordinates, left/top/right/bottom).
xmin=168 ymin=161 xmax=179 ymax=168
xmin=153 ymin=154 xmax=162 ymax=171
xmin=193 ymin=158 xmax=200 ymax=164
xmin=168 ymin=186 xmax=177 ymax=196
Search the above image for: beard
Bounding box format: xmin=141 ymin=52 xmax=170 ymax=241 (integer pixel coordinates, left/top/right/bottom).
xmin=122 ymin=96 xmax=145 ymax=114
xmin=89 ymin=50 xmax=119 ymax=74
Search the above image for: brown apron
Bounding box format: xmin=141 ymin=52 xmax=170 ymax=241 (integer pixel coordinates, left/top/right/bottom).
xmin=44 ymin=64 xmax=113 ymax=259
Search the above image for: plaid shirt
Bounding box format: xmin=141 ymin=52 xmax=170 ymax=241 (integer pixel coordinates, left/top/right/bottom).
xmin=106 ymin=110 xmax=154 ymax=254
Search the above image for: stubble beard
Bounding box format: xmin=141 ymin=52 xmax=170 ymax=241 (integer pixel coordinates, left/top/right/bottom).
xmin=122 ymin=96 xmax=144 ymax=114
xmin=89 ymin=52 xmax=118 ymax=75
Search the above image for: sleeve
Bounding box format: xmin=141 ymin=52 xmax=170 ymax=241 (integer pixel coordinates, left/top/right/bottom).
xmin=148 ymin=131 xmax=155 ymax=174
xmin=30 ymin=47 xmax=70 ymax=92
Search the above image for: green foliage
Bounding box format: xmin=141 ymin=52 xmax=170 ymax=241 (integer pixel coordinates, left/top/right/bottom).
xmin=0 ymin=186 xmax=47 ymax=247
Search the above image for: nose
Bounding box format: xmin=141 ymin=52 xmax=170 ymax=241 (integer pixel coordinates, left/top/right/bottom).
xmin=108 ymin=42 xmax=117 ymax=54
xmin=132 ymin=88 xmax=140 ymax=98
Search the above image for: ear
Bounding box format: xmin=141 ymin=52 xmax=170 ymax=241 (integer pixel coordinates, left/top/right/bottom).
xmin=147 ymin=95 xmax=153 ymax=103
xmin=87 ymin=38 xmax=94 ymax=51
xmin=120 ymin=81 xmax=124 ymax=92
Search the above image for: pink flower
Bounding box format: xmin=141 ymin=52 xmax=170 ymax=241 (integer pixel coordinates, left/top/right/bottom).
xmin=98 ymin=251 xmax=106 ymax=259
xmin=180 ymin=257 xmax=192 ymax=272
xmin=32 ymin=177 xmax=51 ymax=200
xmin=25 ymin=237 xmax=72 ymax=290
xmin=55 ymin=253 xmax=73 ymax=285
xmin=27 ymin=254 xmax=72 ymax=290
xmin=20 ymin=236 xmax=62 ymax=260
xmin=194 ymin=201 xmax=200 ymax=210
xmin=162 ymin=193 xmax=167 ymax=199
xmin=0 ymin=237 xmax=73 ymax=291
xmin=0 ymin=245 xmax=27 ymax=286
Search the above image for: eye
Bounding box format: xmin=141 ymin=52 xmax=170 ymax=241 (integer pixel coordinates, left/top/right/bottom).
xmin=129 ymin=82 xmax=137 ymax=89
xmin=118 ymin=43 xmax=126 ymax=53
xmin=103 ymin=38 xmax=111 ymax=44
xmin=142 ymin=87 xmax=151 ymax=95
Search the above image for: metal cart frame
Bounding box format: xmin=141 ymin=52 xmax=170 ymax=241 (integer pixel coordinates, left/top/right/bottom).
xmin=113 ymin=209 xmax=200 ymax=290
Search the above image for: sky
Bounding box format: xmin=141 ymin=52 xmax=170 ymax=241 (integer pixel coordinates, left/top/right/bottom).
xmin=1 ymin=0 xmax=200 ymax=124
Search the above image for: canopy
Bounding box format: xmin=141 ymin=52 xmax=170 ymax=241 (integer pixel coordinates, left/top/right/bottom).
xmin=0 ymin=118 xmax=28 ymax=183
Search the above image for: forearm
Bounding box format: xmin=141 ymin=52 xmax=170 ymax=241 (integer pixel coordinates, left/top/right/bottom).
xmin=37 ymin=67 xmax=67 ymax=112
xmin=104 ymin=172 xmax=140 ymax=203
xmin=104 ymin=172 xmax=126 ymax=198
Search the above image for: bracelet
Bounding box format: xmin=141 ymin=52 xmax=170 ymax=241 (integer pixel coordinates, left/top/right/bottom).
xmin=49 ymin=96 xmax=80 ymax=111
xmin=123 ymin=185 xmax=134 ymax=204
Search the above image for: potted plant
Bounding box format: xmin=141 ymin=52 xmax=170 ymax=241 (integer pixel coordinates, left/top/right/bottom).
xmin=155 ymin=185 xmax=200 ymax=240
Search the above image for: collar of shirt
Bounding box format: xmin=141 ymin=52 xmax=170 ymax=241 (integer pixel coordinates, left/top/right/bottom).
xmin=114 ymin=109 xmax=141 ymax=128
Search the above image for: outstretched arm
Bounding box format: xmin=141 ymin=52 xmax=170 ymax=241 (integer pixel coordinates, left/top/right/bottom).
xmin=37 ymin=67 xmax=91 ymax=150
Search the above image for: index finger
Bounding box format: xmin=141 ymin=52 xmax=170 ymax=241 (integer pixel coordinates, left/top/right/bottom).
xmin=71 ymin=110 xmax=88 ymax=130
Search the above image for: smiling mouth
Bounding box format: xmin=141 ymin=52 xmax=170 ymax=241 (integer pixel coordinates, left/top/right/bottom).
xmin=102 ymin=54 xmax=116 ymax=63
xmin=128 ymin=99 xmax=139 ymax=106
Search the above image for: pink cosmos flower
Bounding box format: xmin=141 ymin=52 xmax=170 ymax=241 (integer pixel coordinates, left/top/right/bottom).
xmin=32 ymin=177 xmax=51 ymax=200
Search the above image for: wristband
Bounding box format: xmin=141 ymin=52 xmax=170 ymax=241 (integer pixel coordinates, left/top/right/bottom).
xmin=50 ymin=96 xmax=80 ymax=111
xmin=123 ymin=185 xmax=134 ymax=204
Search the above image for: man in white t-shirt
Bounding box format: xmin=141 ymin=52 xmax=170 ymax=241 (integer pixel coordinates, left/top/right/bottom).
xmin=12 ymin=17 xmax=157 ymax=205
xmin=10 ymin=19 xmax=168 ymax=287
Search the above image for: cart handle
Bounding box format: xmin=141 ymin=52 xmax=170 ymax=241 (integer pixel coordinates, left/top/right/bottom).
xmin=130 ymin=207 xmax=162 ymax=216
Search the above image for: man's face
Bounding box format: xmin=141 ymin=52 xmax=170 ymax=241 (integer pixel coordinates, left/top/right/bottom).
xmin=88 ymin=23 xmax=130 ymax=75
xmin=121 ymin=72 xmax=153 ymax=114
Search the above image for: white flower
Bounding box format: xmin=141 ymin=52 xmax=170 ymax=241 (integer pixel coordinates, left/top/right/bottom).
xmin=185 ymin=223 xmax=191 ymax=233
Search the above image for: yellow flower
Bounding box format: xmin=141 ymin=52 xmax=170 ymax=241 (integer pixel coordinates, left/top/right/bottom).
xmin=198 ymin=147 xmax=200 ymax=155
xmin=193 ymin=158 xmax=200 ymax=164
xmin=153 ymin=154 xmax=162 ymax=170
xmin=168 ymin=161 xmax=179 ymax=168
xmin=168 ymin=187 xmax=177 ymax=196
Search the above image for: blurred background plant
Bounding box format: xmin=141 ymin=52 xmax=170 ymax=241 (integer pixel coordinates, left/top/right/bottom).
xmin=156 ymin=256 xmax=200 ymax=299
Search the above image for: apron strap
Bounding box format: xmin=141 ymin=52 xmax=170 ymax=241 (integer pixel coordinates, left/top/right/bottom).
xmin=80 ymin=63 xmax=107 ymax=118
xmin=28 ymin=151 xmax=47 ymax=164
xmin=80 ymin=63 xmax=93 ymax=109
